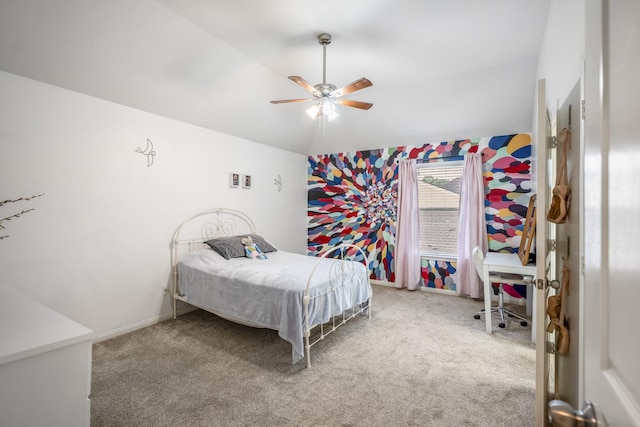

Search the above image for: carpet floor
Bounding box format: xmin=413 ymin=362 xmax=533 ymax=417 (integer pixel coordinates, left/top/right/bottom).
xmin=91 ymin=285 xmax=535 ymax=426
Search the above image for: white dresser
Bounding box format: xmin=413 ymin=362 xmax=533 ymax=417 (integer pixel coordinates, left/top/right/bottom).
xmin=0 ymin=285 xmax=93 ymax=427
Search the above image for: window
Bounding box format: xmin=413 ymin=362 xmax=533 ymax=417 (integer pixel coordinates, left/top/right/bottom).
xmin=416 ymin=160 xmax=464 ymax=257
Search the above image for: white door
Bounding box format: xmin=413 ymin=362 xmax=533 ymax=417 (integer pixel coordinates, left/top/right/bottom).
xmin=534 ymin=78 xmax=552 ymax=426
xmin=534 ymin=75 xmax=583 ymax=425
xmin=578 ymin=0 xmax=640 ymax=425
xmin=554 ymin=81 xmax=582 ymax=408
xmin=534 ymin=78 xmax=583 ymax=425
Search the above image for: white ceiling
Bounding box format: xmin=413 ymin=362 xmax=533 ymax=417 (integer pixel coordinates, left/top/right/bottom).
xmin=0 ymin=0 xmax=550 ymax=156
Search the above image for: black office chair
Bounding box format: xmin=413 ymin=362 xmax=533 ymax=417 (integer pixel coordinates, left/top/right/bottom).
xmin=471 ymin=246 xmax=530 ymax=328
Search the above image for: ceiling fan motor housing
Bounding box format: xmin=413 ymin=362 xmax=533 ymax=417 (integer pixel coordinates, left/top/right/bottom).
xmin=314 ymin=83 xmax=337 ymax=97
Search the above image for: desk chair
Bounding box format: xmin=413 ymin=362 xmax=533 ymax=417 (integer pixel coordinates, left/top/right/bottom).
xmin=472 ymin=246 xmax=530 ymax=328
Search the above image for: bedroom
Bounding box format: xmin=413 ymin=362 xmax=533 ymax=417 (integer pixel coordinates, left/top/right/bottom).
xmin=3 ymin=1 xmax=637 ymax=426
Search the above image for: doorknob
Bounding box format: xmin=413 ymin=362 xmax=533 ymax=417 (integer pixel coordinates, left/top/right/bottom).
xmin=535 ymin=278 xmax=561 ymax=290
xmin=548 ymin=400 xmax=604 ymax=427
xmin=548 ymin=279 xmax=561 ymax=289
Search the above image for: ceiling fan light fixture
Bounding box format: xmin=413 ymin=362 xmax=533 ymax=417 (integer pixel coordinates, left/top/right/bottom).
xmin=305 ymin=103 xmax=320 ymax=119
xmin=306 ymin=99 xmax=339 ymax=122
xmin=321 ymin=99 xmax=339 ymax=122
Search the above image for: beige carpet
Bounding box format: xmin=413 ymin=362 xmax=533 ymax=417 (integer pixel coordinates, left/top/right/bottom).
xmin=91 ymin=285 xmax=535 ymax=426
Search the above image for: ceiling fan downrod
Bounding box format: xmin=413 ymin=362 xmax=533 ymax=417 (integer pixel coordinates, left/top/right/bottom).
xmin=318 ymin=33 xmax=331 ymax=87
xmin=314 ymin=33 xmax=336 ymax=97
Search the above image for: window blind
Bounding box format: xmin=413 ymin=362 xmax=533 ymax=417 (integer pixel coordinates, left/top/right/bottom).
xmin=416 ymin=161 xmax=464 ymax=256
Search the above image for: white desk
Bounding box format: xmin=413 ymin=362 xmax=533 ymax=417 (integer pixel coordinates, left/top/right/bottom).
xmin=482 ymin=252 xmax=536 ymax=336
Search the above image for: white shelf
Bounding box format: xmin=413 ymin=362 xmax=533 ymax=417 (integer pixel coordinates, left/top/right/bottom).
xmin=0 ymin=285 xmax=93 ymax=365
xmin=0 ymin=284 xmax=93 ymax=427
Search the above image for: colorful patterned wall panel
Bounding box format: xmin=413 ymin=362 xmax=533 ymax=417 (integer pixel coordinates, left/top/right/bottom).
xmin=421 ymin=258 xmax=457 ymax=290
xmin=308 ymin=134 xmax=532 ymax=286
xmin=482 ymin=134 xmax=532 ymax=253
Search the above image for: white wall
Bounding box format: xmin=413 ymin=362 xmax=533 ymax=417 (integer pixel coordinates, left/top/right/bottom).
xmin=0 ymin=71 xmax=308 ymax=340
xmin=537 ymin=0 xmax=585 ymax=113
xmin=531 ymin=0 xmax=585 ymax=192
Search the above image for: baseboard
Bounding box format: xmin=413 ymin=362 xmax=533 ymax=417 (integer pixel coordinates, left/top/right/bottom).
xmin=370 ymin=279 xmax=394 ymax=287
xmin=91 ymin=305 xmax=197 ymax=343
xmin=371 ymin=279 xmax=457 ymax=295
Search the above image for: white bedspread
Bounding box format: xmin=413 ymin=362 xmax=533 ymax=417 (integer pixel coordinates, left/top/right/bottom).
xmin=177 ymin=249 xmax=372 ymax=363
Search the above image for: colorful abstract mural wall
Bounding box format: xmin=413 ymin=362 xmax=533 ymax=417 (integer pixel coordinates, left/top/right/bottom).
xmin=307 ymin=134 xmax=532 ymax=291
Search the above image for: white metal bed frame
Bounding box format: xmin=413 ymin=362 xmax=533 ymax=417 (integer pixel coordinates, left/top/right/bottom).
xmin=170 ymin=208 xmax=372 ymax=367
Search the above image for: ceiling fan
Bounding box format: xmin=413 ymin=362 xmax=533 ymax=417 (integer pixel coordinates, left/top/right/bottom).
xmin=270 ymin=33 xmax=373 ymax=121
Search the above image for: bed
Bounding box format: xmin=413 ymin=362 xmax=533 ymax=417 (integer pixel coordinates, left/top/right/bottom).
xmin=170 ymin=208 xmax=372 ymax=367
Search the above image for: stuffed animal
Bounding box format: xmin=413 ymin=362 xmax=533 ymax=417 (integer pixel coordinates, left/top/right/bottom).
xmin=241 ymin=236 xmax=267 ymax=260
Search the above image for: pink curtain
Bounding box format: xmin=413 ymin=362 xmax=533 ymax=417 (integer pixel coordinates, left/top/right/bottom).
xmin=395 ymin=159 xmax=421 ymax=290
xmin=456 ymin=153 xmax=487 ymax=298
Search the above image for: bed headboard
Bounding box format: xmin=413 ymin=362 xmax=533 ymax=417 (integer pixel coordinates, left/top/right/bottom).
xmin=170 ymin=208 xmax=256 ymax=316
xmin=171 ymin=208 xmax=256 ymax=264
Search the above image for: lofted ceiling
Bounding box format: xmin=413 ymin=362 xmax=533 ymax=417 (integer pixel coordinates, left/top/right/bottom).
xmin=0 ymin=0 xmax=550 ymax=156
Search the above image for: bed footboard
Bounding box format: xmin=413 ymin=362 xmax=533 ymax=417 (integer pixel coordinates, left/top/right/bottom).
xmin=303 ymin=244 xmax=373 ymax=368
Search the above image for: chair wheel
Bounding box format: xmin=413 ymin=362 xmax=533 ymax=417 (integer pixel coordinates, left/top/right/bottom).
xmin=474 ymin=314 xmax=481 ymax=320
xmin=520 ymin=321 xmax=528 ymax=327
xmin=507 ymin=313 xmax=514 ymax=318
xmin=499 ymin=322 xmax=506 ymax=328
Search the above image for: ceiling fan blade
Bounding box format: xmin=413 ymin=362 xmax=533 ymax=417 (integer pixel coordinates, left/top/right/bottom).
xmin=288 ymin=76 xmax=318 ymax=95
xmin=270 ymin=98 xmax=313 ymax=104
xmin=333 ymin=77 xmax=372 ymax=96
xmin=334 ymin=99 xmax=374 ymax=110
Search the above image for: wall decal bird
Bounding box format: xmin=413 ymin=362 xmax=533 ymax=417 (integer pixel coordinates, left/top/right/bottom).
xmin=135 ymin=138 xmax=156 ymax=167
xmin=274 ymin=174 xmax=282 ymax=192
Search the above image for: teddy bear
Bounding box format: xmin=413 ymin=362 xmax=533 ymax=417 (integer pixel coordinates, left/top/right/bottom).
xmin=241 ymin=236 xmax=268 ymax=260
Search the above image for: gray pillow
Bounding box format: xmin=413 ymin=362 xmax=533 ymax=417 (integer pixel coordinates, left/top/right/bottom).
xmin=205 ymin=234 xmax=277 ymax=260
xmin=247 ymin=234 xmax=277 ymax=253
xmin=205 ymin=236 xmax=245 ymax=260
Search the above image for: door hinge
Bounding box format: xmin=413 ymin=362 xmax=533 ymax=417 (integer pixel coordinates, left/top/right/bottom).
xmin=548 ymin=135 xmax=558 ymax=149
xmin=581 ymin=99 xmax=586 ymax=120
xmin=548 ymin=239 xmax=557 ymax=252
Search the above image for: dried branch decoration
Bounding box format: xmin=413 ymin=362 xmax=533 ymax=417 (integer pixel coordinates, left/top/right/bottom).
xmin=0 ymin=193 xmax=44 ymax=239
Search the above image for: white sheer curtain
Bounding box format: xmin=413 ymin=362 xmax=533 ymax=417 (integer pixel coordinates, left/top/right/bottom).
xmin=395 ymin=159 xmax=421 ymax=290
xmin=456 ymin=152 xmax=487 ymax=298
